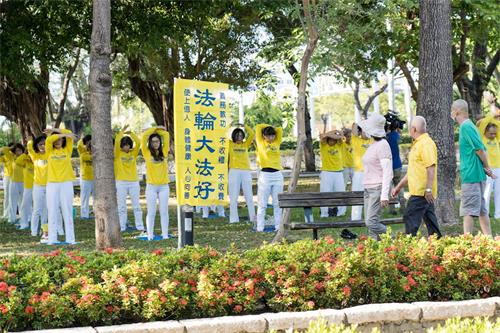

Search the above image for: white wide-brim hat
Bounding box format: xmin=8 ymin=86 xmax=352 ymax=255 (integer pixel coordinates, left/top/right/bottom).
xmin=359 ymin=113 xmax=386 ymax=138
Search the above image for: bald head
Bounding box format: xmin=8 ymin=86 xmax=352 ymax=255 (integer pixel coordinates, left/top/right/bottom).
xmin=451 ymin=99 xmax=469 ymax=117
xmin=411 ymin=116 xmax=427 ymax=133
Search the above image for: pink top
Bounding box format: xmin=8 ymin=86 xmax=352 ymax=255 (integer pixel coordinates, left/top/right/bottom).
xmin=362 ymin=139 xmax=393 ymax=200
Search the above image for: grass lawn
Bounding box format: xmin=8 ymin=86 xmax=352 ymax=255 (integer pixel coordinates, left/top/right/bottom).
xmin=0 ymin=177 xmax=498 ymax=256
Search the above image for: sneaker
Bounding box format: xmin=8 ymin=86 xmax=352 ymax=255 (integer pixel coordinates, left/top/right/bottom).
xmin=40 ymin=236 xmax=49 ymax=244
xmin=340 ymin=229 xmax=358 ymax=240
xmin=137 ymin=231 xmax=148 ymax=238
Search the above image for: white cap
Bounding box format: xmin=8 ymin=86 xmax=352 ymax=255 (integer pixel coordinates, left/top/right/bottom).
xmin=359 ymin=114 xmax=386 ymax=138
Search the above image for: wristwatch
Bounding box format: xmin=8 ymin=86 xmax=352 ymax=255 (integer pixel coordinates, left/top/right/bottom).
xmin=425 ymin=188 xmax=432 ymax=193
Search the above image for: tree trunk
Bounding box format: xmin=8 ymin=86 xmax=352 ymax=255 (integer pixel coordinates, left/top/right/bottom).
xmin=89 ymin=0 xmax=122 ymax=249
xmin=273 ymin=0 xmax=319 ymax=243
xmin=287 ymin=64 xmax=316 ymax=171
xmin=0 ymin=69 xmax=48 ymax=138
xmin=417 ymin=0 xmax=457 ymax=225
xmin=127 ymin=57 xmax=175 ymax=139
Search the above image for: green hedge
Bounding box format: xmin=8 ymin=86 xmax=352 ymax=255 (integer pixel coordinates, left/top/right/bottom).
xmin=0 ymin=234 xmax=498 ymax=331
xmin=291 ymin=317 xmax=500 ymax=333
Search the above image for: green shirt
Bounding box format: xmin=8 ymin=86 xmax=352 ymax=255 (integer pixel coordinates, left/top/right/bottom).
xmin=459 ymin=119 xmax=486 ymax=183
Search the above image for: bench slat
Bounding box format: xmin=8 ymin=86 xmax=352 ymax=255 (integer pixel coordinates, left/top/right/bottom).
xmin=279 ymin=198 xmax=365 ymax=208
xmin=290 ymin=218 xmax=404 ymax=229
xmin=278 ymin=191 xmax=364 ymax=200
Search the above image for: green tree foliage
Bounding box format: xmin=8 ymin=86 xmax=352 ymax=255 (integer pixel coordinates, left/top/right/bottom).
xmin=243 ymin=92 xmax=295 ymax=138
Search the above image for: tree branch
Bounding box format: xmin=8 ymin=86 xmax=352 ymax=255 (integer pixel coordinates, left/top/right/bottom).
xmin=363 ymin=82 xmax=389 ymax=114
xmin=485 ymin=49 xmax=500 ymax=83
xmin=396 ymin=59 xmax=418 ymax=101
xmin=55 ymin=48 xmax=81 ymax=128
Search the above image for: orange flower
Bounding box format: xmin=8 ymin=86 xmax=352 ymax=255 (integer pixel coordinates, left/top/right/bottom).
xmin=234 ymin=304 xmax=243 ymax=312
xmin=403 ymin=284 xmax=411 ymax=291
xmin=24 ymin=305 xmax=34 ymax=314
xmin=343 ymin=286 xmax=351 ymax=297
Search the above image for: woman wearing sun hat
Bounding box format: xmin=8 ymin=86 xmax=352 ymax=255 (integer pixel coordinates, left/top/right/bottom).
xmin=359 ymin=113 xmax=393 ymax=240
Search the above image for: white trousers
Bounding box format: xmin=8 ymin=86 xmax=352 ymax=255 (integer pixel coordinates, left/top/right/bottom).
xmin=31 ymin=185 xmax=48 ymax=236
xmin=146 ymin=184 xmax=170 ymax=239
xmin=351 ymin=171 xmax=364 ymax=221
xmin=320 ymin=171 xmax=346 ymax=217
xmin=201 ymin=205 xmax=225 ymax=218
xmin=256 ymin=171 xmax=284 ymax=232
xmin=47 ymin=181 xmax=75 ymax=244
xmin=228 ymin=169 xmax=255 ymax=223
xmin=343 ymin=167 xmax=354 ymax=186
xmin=3 ymin=176 xmax=10 ymax=219
xmin=116 ymin=181 xmax=144 ymax=231
xmin=19 ymin=188 xmax=33 ymax=228
xmin=484 ymin=168 xmax=500 ymax=219
xmin=80 ymin=179 xmax=94 ymax=218
xmin=8 ymin=181 xmax=23 ymax=223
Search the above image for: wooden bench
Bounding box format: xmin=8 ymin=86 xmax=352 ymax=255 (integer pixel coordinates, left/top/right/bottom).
xmin=278 ymin=191 xmax=403 ymax=240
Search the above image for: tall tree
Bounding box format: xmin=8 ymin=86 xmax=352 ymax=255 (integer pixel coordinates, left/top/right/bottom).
xmin=89 ymin=0 xmax=122 ymax=249
xmin=274 ymin=0 xmax=320 ymax=242
xmin=417 ymin=0 xmax=457 ymax=224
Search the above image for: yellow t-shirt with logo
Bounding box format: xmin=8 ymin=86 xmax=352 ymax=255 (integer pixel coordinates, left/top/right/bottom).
xmin=114 ymin=131 xmax=140 ymax=182
xmin=0 ymin=147 xmax=13 ymax=177
xmin=141 ymin=128 xmax=170 ymax=185
xmin=77 ymin=139 xmax=94 ymax=181
xmin=478 ymin=115 xmax=500 ymax=168
xmin=11 ymin=155 xmax=24 ymax=183
xmin=407 ymin=133 xmax=438 ymax=197
xmin=254 ymin=124 xmax=282 ymax=170
xmin=351 ymin=136 xmax=371 ymax=172
xmin=45 ymin=129 xmax=76 ymax=183
xmin=320 ymin=141 xmax=344 ymax=172
xmin=15 ymin=154 xmax=34 ymax=189
xmin=342 ymin=141 xmax=354 ymax=168
xmin=27 ymin=140 xmax=49 ymax=186
xmin=229 ymin=125 xmax=254 ymax=170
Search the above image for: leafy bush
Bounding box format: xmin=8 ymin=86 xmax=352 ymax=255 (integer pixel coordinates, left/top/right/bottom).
xmin=289 ymin=317 xmax=500 ymax=333
xmin=0 ymin=234 xmax=498 ymax=331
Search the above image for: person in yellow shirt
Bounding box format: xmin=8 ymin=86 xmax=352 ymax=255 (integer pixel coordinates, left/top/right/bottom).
xmin=228 ymin=123 xmax=255 ymax=224
xmin=44 ymin=128 xmax=77 ymax=245
xmin=477 ymin=114 xmax=500 ymax=219
xmin=319 ymin=129 xmax=346 ymax=218
xmin=342 ymin=128 xmax=354 ymax=187
xmin=77 ymin=135 xmax=94 ymax=219
xmin=6 ymin=143 xmax=25 ymax=224
xmin=350 ymin=123 xmax=371 ymax=221
xmin=141 ymin=126 xmax=170 ymax=240
xmin=254 ymin=123 xmax=283 ymax=232
xmin=114 ymin=125 xmax=145 ymax=234
xmin=15 ymin=151 xmax=34 ymax=230
xmin=0 ymin=143 xmax=14 ymax=219
xmin=392 ymin=116 xmax=442 ymax=237
xmin=27 ymin=135 xmax=51 ymax=242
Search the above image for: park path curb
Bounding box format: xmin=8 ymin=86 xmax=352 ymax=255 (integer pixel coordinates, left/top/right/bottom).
xmin=18 ymin=297 xmax=500 ymax=333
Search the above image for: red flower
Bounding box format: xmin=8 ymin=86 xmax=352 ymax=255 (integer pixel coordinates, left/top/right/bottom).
xmin=24 ymin=305 xmax=34 ymax=314
xmin=0 ymin=304 xmax=7 ymax=314
xmin=0 ymin=282 xmax=7 ymax=293
xmin=359 ymin=235 xmax=368 ymax=241
xmin=209 ymin=249 xmax=218 ymax=257
xmin=105 ymin=305 xmax=115 ymax=313
xmin=335 ymin=247 xmax=344 ymax=253
xmin=234 ymin=304 xmax=243 ymax=312
xmin=0 ymin=270 xmax=5 ymax=281
xmin=325 ymin=236 xmax=334 ymax=244
xmin=152 ymin=249 xmax=164 ymax=256
xmin=407 ymin=275 xmax=417 ymax=287
xmin=432 ymin=265 xmax=444 ymax=274
xmin=227 ymin=297 xmax=234 ymax=305
xmin=179 ymin=298 xmax=188 ymax=306
xmin=307 ymin=300 xmax=315 ymax=308
xmin=40 ymin=291 xmax=51 ymax=301
xmin=403 ymin=284 xmax=411 ymax=291
xmin=357 ymin=243 xmax=364 ymax=253
xmin=105 ymin=248 xmax=113 ymax=254
xmin=343 ymin=286 xmax=351 ymax=297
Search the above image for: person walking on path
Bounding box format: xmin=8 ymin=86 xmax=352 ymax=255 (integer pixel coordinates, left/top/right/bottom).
xmin=392 ymin=116 xmax=442 ymax=237
xmin=451 ymin=99 xmax=494 ymax=236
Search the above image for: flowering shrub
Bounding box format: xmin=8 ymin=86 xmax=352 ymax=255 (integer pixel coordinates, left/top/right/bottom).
xmin=282 ymin=317 xmax=500 ymax=333
xmin=0 ymin=234 xmax=498 ymax=331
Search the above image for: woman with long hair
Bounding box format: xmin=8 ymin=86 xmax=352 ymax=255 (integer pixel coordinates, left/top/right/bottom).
xmin=7 ymin=143 xmax=25 ymax=224
xmin=77 ymin=134 xmax=94 ymax=219
xmin=141 ymin=126 xmax=170 ymax=240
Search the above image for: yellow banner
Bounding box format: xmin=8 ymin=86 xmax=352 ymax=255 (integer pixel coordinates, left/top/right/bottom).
xmin=174 ymin=78 xmax=230 ymax=206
